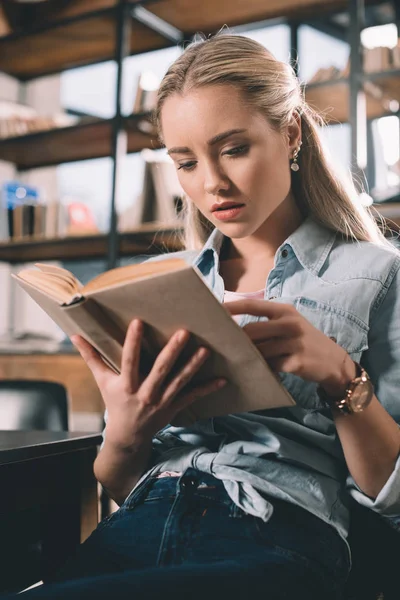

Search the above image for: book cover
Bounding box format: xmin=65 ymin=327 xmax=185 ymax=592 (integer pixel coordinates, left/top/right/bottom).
xmin=13 ymin=260 xmax=295 ymax=426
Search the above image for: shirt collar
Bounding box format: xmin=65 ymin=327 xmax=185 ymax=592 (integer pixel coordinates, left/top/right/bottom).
xmin=285 ymin=217 xmax=337 ymax=276
xmin=194 ymin=227 xmax=225 ymax=274
xmin=194 ymin=216 xmax=337 ymax=277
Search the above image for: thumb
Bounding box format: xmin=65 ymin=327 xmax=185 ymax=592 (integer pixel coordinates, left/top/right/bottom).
xmin=71 ymin=335 xmax=111 ymax=383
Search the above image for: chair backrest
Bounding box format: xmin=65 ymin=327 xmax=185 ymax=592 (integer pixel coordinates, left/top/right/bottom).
xmin=0 ymin=380 xmax=69 ymax=431
xmin=345 ymin=500 xmax=399 ymax=600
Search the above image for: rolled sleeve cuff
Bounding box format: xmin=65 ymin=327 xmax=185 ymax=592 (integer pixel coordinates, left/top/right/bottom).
xmin=347 ymin=453 xmax=400 ymax=527
xmin=99 ymin=409 xmax=108 ymax=450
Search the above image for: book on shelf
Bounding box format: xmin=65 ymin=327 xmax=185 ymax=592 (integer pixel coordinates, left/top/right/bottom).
xmin=44 ymin=200 xmax=69 ymax=239
xmin=33 ymin=204 xmax=48 ymax=237
xmin=12 ymin=204 xmax=35 ymax=239
xmin=13 ymin=259 xmax=295 ymax=426
xmin=307 ymin=65 xmax=343 ymax=84
xmin=391 ymin=41 xmax=400 ymax=68
xmin=119 ymin=149 xmax=184 ymax=230
xmin=66 ymin=201 xmax=98 ymax=235
xmin=0 ymin=181 xmax=40 ymax=241
xmin=363 ymin=46 xmax=391 ymax=73
xmin=132 ymin=72 xmax=159 ymax=113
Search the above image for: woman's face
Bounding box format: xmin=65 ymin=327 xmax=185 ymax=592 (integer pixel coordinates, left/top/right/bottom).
xmin=161 ymin=84 xmax=300 ymax=240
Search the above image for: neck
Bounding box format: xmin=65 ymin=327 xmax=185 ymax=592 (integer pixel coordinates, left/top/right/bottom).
xmin=225 ymin=193 xmax=304 ymax=263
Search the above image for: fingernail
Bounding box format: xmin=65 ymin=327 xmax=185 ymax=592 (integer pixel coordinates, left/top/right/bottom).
xmin=177 ymin=330 xmax=187 ymax=342
xmin=199 ymin=347 xmax=210 ymax=357
xmin=133 ymin=319 xmax=142 ymax=331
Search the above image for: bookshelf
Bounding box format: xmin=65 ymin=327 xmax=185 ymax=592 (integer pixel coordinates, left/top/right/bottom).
xmin=0 ymin=0 xmax=398 ymax=263
xmin=305 ymin=69 xmax=400 ymax=124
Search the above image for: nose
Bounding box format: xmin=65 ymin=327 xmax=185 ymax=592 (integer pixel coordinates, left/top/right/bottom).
xmin=203 ymin=162 xmax=230 ymax=196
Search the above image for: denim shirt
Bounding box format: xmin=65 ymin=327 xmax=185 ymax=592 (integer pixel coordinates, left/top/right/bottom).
xmin=119 ymin=217 xmax=400 ymax=546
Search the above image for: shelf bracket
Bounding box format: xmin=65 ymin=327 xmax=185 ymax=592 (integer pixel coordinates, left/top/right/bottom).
xmin=131 ymin=5 xmax=183 ymax=44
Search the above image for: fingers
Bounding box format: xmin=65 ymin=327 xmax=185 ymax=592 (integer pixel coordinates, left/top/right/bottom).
xmin=120 ymin=319 xmax=143 ymax=392
xmin=268 ymin=355 xmax=299 ymax=374
xmin=225 ymin=299 xmax=296 ymax=319
xmin=173 ymin=377 xmax=227 ymax=414
xmin=160 ymin=346 xmax=211 ymax=403
xmin=71 ymin=335 xmax=110 ymax=383
xmin=139 ymin=329 xmax=190 ymax=400
xmin=243 ymin=317 xmax=301 ymax=343
xmin=255 ymin=338 xmax=299 ymax=359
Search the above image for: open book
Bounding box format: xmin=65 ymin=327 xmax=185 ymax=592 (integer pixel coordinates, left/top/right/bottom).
xmin=13 ymin=259 xmax=295 ymax=426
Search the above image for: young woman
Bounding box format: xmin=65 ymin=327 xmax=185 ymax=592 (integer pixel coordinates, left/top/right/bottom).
xmin=7 ymin=34 xmax=400 ymax=600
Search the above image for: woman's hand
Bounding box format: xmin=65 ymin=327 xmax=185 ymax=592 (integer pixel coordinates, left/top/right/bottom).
xmin=71 ymin=319 xmax=226 ymax=449
xmin=225 ymin=299 xmax=356 ymax=397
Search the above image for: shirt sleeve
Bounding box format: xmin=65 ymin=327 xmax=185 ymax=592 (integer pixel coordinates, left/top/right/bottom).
xmin=346 ymin=260 xmax=400 ymax=523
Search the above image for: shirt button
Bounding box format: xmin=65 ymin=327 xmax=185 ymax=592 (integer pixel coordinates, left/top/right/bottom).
xmin=281 ymin=248 xmax=289 ymax=258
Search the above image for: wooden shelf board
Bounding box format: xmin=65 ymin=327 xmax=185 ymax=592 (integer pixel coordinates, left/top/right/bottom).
xmin=25 ymin=0 xmax=119 ymax=24
xmin=367 ymin=72 xmax=400 ymax=105
xmin=0 ymin=0 xmax=381 ymax=80
xmin=0 ymin=0 xmax=118 ymax=36
xmin=0 ymin=10 xmax=171 ymax=80
xmin=148 ymin=0 xmax=358 ymax=33
xmin=0 ymin=115 xmax=160 ymax=170
xmin=0 ymin=226 xmax=183 ymax=264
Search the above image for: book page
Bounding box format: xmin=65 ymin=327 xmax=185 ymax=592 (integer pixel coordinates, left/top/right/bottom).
xmin=82 ymin=257 xmax=187 ymax=295
xmin=16 ymin=264 xmax=81 ymax=304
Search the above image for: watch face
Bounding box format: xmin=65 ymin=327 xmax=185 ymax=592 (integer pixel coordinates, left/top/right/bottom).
xmin=350 ymin=378 xmax=374 ymax=412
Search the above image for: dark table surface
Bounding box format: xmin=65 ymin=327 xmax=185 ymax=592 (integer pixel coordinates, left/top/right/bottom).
xmin=0 ymin=430 xmax=103 ymax=465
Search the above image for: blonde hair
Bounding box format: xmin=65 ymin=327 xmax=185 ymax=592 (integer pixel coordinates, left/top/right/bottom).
xmin=154 ymin=33 xmax=395 ymax=251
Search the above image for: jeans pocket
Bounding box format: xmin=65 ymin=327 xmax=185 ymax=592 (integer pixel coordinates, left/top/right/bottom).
xmin=122 ymin=474 xmax=157 ymax=510
xmin=89 ymin=510 xmax=119 ymax=535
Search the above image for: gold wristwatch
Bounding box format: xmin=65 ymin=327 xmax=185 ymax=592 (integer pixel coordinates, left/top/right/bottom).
xmin=317 ymin=362 xmax=374 ymax=415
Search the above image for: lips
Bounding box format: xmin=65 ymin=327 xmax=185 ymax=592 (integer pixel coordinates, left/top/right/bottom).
xmin=211 ymin=201 xmax=245 ymax=212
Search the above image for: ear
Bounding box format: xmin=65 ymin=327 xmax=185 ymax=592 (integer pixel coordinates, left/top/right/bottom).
xmin=287 ymin=111 xmax=302 ymax=155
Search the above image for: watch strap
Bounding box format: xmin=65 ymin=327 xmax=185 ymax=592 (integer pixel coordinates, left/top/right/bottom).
xmin=317 ymin=362 xmax=363 ymax=415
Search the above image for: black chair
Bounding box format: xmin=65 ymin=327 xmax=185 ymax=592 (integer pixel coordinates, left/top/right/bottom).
xmin=0 ymin=380 xmax=69 ymax=431
xmin=345 ymin=500 xmax=399 ymax=600
xmin=0 ymin=379 xmax=70 ymax=593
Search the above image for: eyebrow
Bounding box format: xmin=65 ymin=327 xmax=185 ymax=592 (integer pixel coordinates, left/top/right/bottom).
xmin=167 ymin=129 xmax=247 ymax=155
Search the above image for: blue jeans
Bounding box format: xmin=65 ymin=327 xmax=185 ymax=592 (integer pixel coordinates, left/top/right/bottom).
xmin=6 ymin=468 xmax=350 ymax=599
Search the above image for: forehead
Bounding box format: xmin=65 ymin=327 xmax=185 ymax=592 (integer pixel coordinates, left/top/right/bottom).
xmin=160 ymin=85 xmax=271 ymax=146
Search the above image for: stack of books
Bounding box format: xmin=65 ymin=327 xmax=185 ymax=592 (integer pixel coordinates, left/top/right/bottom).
xmin=307 ymin=42 xmax=400 ymax=85
xmin=0 ymin=181 xmax=99 ymax=243
xmin=0 ymin=101 xmax=78 ymax=140
xmin=363 ymin=43 xmax=400 ymax=72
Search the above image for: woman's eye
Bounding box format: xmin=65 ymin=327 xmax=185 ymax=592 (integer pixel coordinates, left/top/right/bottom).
xmin=177 ymin=161 xmax=197 ymax=171
xmin=224 ymin=145 xmax=249 ymax=157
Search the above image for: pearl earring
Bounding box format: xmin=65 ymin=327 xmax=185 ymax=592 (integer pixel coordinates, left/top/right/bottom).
xmin=290 ymin=144 xmax=302 ymax=172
